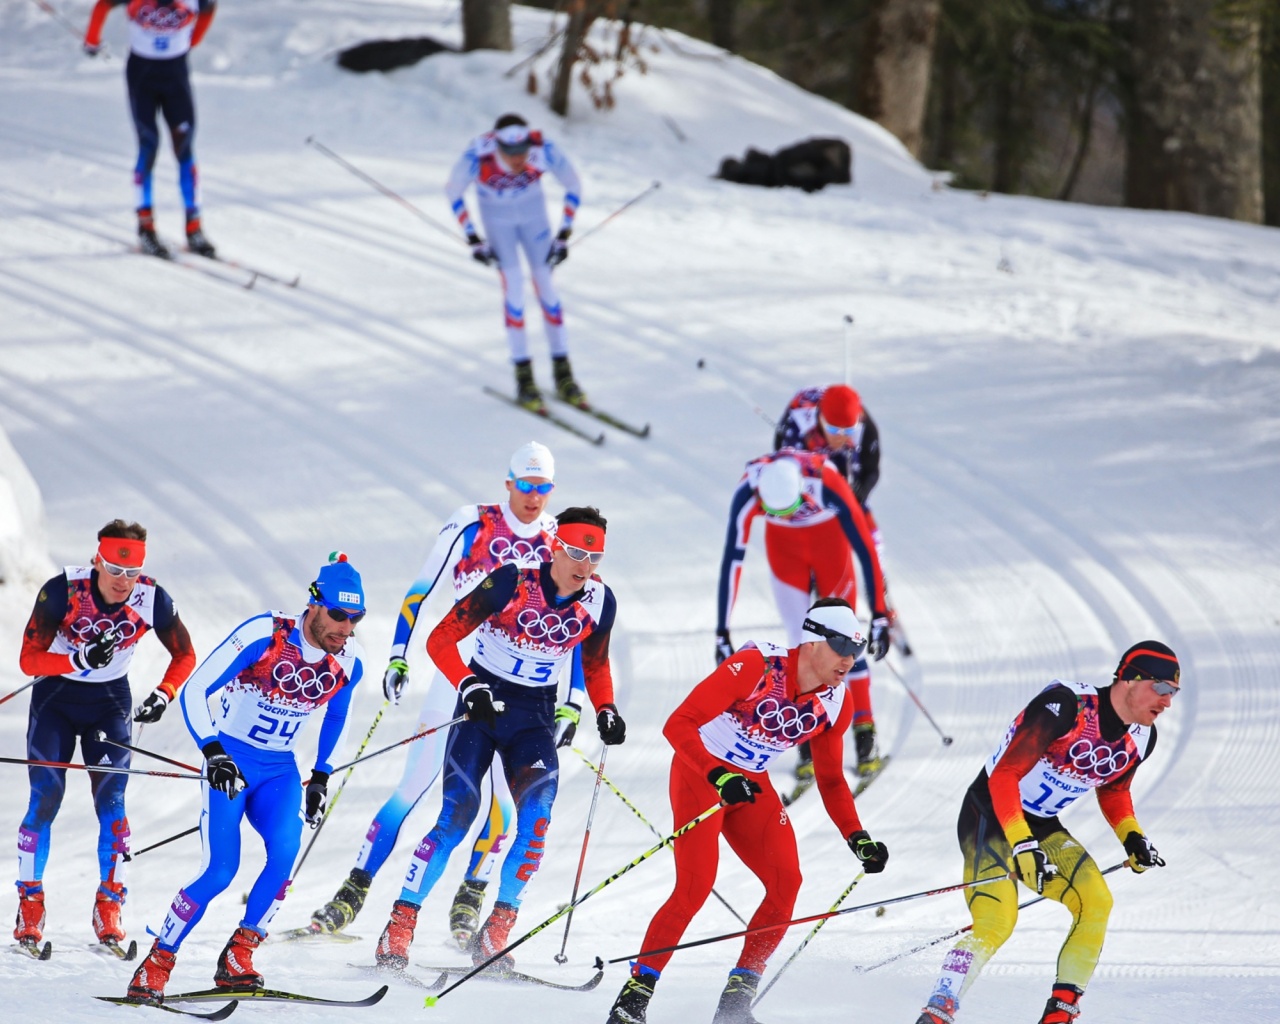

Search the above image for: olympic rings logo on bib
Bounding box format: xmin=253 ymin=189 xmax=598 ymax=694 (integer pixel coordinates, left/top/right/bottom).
xmin=516 ymin=608 xmax=584 ymax=644
xmin=71 ymin=616 xmax=138 ymax=642
xmin=1068 ymin=739 xmax=1130 ymax=777
xmin=271 ymin=660 xmax=339 ymax=701
xmin=489 ymin=537 xmax=552 ymax=564
xmin=755 ymin=697 xmax=819 ymax=741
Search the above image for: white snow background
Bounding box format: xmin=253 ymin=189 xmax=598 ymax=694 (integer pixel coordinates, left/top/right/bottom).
xmin=1 ymin=1 xmax=1279 ymax=1021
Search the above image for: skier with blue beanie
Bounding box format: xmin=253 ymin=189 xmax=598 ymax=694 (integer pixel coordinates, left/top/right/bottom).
xmin=123 ymin=553 xmax=367 ymax=1004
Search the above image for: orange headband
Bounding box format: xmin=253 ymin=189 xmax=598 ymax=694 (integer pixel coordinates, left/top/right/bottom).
xmin=98 ymin=537 xmax=146 ymax=568
xmin=557 ymin=522 xmax=605 ymax=552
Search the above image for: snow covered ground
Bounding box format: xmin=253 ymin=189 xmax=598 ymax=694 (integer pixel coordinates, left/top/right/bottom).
xmin=2 ymin=0 xmax=1280 ymax=1021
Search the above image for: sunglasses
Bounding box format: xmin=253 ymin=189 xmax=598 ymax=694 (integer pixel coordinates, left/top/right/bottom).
xmin=560 ymin=542 xmax=605 ymax=565
xmin=824 ymin=422 xmax=859 ymax=437
xmin=802 ymin=618 xmax=867 ymax=658
xmin=100 ymin=559 xmax=143 ymax=579
xmin=511 ymin=478 xmax=555 ymax=495
xmin=1145 ymin=677 xmax=1179 ymax=697
xmin=323 ymin=604 xmax=366 ymax=625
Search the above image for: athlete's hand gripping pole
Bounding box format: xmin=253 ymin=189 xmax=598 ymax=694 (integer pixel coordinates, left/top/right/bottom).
xmin=606 ymin=874 xmax=1014 ymax=965
xmin=571 ymin=746 xmax=747 ymax=926
xmin=423 ymin=803 xmax=725 ymax=1007
xmin=554 ymin=746 xmax=609 ymax=964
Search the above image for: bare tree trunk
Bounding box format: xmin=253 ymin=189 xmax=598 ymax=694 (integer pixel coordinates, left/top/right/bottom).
xmin=462 ymin=0 xmax=512 ymax=52
xmin=1126 ymin=0 xmax=1263 ymax=223
xmin=551 ymin=1 xmax=594 ymax=117
xmin=709 ymin=0 xmax=736 ymax=52
xmin=856 ymin=0 xmax=941 ymax=158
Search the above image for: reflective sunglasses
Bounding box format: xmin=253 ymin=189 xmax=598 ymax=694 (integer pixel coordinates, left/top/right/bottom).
xmin=511 ymin=477 xmax=555 ymax=495
xmin=323 ymin=604 xmax=366 ymax=625
xmin=100 ymin=559 xmax=143 ymax=579
xmin=560 ymin=542 xmax=605 ymax=565
xmin=1144 ymin=677 xmax=1179 ymax=697
xmin=802 ymin=618 xmax=867 ymax=658
xmin=824 ymin=422 xmax=859 ymax=437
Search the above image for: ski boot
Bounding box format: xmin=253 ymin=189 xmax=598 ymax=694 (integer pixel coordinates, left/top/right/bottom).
xmin=185 ymin=214 xmax=217 ymax=258
xmin=311 ymin=867 xmax=372 ymax=934
xmin=93 ymin=880 xmax=127 ymax=945
xmin=126 ymin=940 xmax=176 ymax=1004
xmin=375 ymin=900 xmax=419 ymax=970
xmin=14 ymin=881 xmax=45 ymax=947
xmin=854 ymin=723 xmax=883 ymax=777
xmin=712 ymin=968 xmax=762 ymax=1024
xmin=606 ymin=970 xmax=658 ymax=1024
xmin=552 ymin=354 xmax=588 ymax=408
xmin=448 ymin=878 xmax=487 ymax=951
xmin=794 ymin=741 xmax=814 ymax=783
xmin=213 ymin=925 xmax=264 ymax=991
xmin=916 ymin=993 xmax=958 ymax=1024
xmin=137 ymin=208 xmax=170 ymax=259
xmin=1039 ymin=984 xmax=1083 ymax=1023
xmin=471 ymin=901 xmax=517 ymax=971
xmin=513 ymin=359 xmax=544 ymax=412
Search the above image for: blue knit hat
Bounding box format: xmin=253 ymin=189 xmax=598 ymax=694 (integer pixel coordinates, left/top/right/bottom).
xmin=309 ymin=551 xmax=365 ymax=612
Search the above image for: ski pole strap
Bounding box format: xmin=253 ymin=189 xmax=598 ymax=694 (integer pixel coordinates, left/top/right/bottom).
xmin=124 ymin=824 xmax=200 ymax=862
xmin=425 ymin=803 xmax=725 ymax=1006
xmin=753 ymin=872 xmax=865 ymax=1007
xmin=0 ymin=755 xmax=203 ymax=780
xmin=608 ymin=873 xmax=1012 ymax=964
xmin=328 ymin=713 xmax=466 ymax=773
xmin=94 ymin=730 xmax=201 ymax=773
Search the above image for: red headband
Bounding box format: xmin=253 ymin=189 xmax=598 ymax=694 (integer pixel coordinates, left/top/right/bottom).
xmin=98 ymin=537 xmax=146 ymax=568
xmin=557 ymin=522 xmax=605 ymax=553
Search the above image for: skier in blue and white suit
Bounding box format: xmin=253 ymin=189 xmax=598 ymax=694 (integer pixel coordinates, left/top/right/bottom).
xmin=123 ymin=556 xmax=367 ymax=1004
xmin=446 ymin=112 xmax=588 ymax=409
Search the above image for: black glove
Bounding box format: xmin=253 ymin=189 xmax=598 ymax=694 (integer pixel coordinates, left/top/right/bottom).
xmin=1012 ymin=838 xmax=1058 ymax=894
xmin=714 ymin=629 xmax=734 ymax=666
xmin=867 ymin=616 xmax=891 ymax=662
xmin=466 ymin=233 xmax=496 ymax=267
xmin=132 ymin=689 xmax=169 ymax=724
xmin=461 ymin=676 xmax=499 ymax=729
xmin=1123 ymin=831 xmax=1165 ymax=873
xmin=72 ymin=626 xmax=117 ymax=672
xmin=382 ymin=657 xmax=409 ymax=705
xmin=554 ymin=702 xmax=581 ymax=749
xmin=203 ymin=741 xmax=247 ymax=798
xmin=304 ymin=770 xmax=329 ymax=828
xmin=546 ymin=228 xmax=570 ymax=267
xmin=847 ymin=829 xmax=889 ymax=873
xmin=708 ymin=767 xmax=762 ymax=805
xmin=596 ymin=703 xmax=626 ymax=745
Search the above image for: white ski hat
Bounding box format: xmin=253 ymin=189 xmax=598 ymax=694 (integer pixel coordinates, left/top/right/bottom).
xmin=756 ymin=457 xmax=803 ymax=516
xmin=509 ymin=441 xmax=555 ymax=481
xmin=800 ymin=602 xmax=867 ymax=657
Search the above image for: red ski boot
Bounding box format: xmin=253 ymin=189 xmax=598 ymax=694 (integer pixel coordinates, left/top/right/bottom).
xmin=93 ymin=881 xmax=127 ymax=945
xmin=471 ymin=901 xmax=517 ymax=971
xmin=126 ymin=941 xmax=177 ymax=1004
xmin=14 ymin=882 xmax=45 ymax=946
xmin=1040 ymin=984 xmax=1083 ymax=1023
xmin=375 ymin=900 xmax=419 ymax=970
xmin=214 ymin=926 xmax=264 ymax=991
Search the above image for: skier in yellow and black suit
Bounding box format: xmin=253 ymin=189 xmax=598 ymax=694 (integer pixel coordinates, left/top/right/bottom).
xmin=914 ymin=641 xmax=1180 ymax=1024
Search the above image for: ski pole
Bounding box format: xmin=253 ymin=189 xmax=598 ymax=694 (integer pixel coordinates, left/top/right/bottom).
xmin=853 ymin=862 xmax=1126 ymax=974
xmin=569 ymin=180 xmax=661 ymax=249
xmin=693 ymin=357 xmax=777 ymax=428
xmin=304 ymin=136 xmax=460 ymax=243
xmin=292 ymin=699 xmax=392 ymax=882
xmin=328 ymin=712 xmax=470 ymax=773
xmin=0 ymin=679 xmax=37 ymax=707
xmin=0 ymin=756 xmax=202 ymax=781
xmin=123 ymin=825 xmax=200 ymax=862
xmin=884 ymin=658 xmax=953 ymax=746
xmin=424 ymin=803 xmax=725 ymax=1006
xmin=554 ymin=745 xmax=609 ymax=964
xmin=608 ymin=874 xmax=1012 ymax=964
xmin=32 ymin=0 xmax=104 ymax=52
xmin=571 ymin=746 xmax=746 ymax=926
xmin=753 ymin=872 xmax=864 ymax=1007
xmin=94 ymin=731 xmax=201 ymax=773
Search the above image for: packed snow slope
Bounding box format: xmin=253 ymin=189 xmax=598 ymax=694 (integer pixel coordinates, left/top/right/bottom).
xmin=2 ymin=1 xmax=1280 ymax=1021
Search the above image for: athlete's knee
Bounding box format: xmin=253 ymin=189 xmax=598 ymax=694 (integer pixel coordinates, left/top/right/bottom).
xmin=171 ymin=124 xmax=194 ymax=163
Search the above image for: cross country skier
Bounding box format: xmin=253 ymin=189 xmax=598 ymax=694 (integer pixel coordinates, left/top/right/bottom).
xmin=374 ymin=506 xmax=626 ymax=971
xmin=446 ymin=113 xmax=587 ymax=411
xmin=914 ymin=641 xmax=1178 ymax=1024
xmin=83 ymin=0 xmax=218 ymax=259
xmin=124 ymin=555 xmax=367 ymax=1002
xmin=308 ymin=442 xmax=587 ymax=950
xmin=605 ymin=599 xmax=890 ymax=1024
xmin=715 ymin=450 xmax=891 ymax=782
xmin=14 ymin=519 xmax=195 ymax=957
xmin=775 ymin=384 xmax=880 ymax=507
